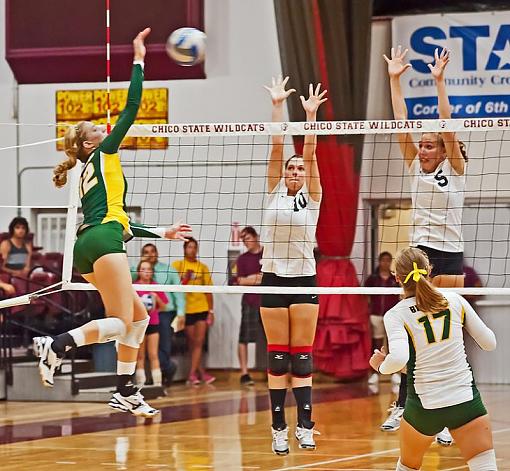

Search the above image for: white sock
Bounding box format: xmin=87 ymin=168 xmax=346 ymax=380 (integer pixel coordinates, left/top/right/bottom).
xmin=135 ymin=369 xmax=146 ymax=388
xmin=396 ymin=459 xmax=419 ymax=471
xmin=468 ymin=449 xmax=497 ymax=471
xmin=68 ymin=327 xmax=86 ymax=347
xmin=152 ymin=369 xmax=162 ymax=386
xmin=117 ymin=361 xmax=136 ymax=376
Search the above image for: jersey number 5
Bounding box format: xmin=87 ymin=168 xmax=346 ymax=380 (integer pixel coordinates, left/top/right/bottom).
xmin=417 ymin=309 xmax=451 ymax=344
xmin=79 ymin=162 xmax=98 ymax=198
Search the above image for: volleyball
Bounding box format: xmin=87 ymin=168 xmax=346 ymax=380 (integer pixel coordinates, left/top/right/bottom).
xmin=166 ymin=27 xmax=206 ymax=66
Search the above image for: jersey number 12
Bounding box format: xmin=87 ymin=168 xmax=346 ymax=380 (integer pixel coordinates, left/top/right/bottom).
xmin=79 ymin=162 xmax=98 ymax=198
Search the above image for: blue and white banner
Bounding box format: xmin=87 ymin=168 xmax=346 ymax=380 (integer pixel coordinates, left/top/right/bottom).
xmin=392 ymin=12 xmax=510 ymax=119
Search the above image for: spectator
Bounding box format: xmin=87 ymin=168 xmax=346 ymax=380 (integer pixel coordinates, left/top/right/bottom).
xmin=463 ymin=263 xmax=483 ymax=307
xmin=1 ymin=217 xmax=32 ymax=277
xmin=231 ymin=226 xmax=263 ymax=386
xmin=172 ymin=237 xmax=215 ymax=386
xmin=364 ymin=251 xmax=400 ymax=388
xmin=131 ymin=243 xmax=185 ymax=387
xmin=133 ymin=260 xmax=168 ymax=388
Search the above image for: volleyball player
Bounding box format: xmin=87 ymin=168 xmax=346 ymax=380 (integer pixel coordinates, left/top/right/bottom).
xmin=261 ymin=76 xmax=326 ymax=455
xmin=381 ymin=47 xmax=467 ymax=443
xmin=33 ymin=28 xmax=191 ymax=417
xmin=370 ymin=247 xmax=497 ymax=471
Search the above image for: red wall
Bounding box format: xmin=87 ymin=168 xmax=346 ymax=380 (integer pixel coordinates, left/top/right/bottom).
xmin=5 ymin=0 xmax=205 ymax=84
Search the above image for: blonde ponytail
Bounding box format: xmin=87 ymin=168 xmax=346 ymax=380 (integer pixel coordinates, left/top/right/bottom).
xmin=395 ymin=247 xmax=448 ymax=315
xmin=54 ymin=122 xmax=87 ymax=188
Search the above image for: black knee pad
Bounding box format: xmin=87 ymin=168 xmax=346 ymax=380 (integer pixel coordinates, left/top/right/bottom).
xmin=291 ymin=352 xmax=313 ymax=378
xmin=267 ymin=351 xmax=290 ymax=376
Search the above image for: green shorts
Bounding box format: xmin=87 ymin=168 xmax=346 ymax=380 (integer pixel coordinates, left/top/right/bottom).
xmin=404 ymin=386 xmax=487 ymax=436
xmin=73 ymin=221 xmax=126 ymax=275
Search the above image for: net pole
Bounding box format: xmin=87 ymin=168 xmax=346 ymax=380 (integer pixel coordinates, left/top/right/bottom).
xmin=106 ymin=0 xmax=111 ymax=134
xmin=62 ymin=166 xmax=80 ymax=285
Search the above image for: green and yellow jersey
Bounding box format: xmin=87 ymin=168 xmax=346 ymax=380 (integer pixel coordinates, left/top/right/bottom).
xmin=78 ymin=63 xmax=162 ymax=240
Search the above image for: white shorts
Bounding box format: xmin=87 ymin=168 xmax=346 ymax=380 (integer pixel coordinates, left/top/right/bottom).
xmin=370 ymin=315 xmax=385 ymax=340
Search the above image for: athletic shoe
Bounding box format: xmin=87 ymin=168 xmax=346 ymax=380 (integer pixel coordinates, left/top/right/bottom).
xmin=187 ymin=373 xmax=201 ymax=386
xmin=33 ymin=336 xmax=63 ymax=387
xmin=108 ymin=390 xmax=159 ymax=417
xmin=271 ymin=426 xmax=289 ymax=455
xmin=240 ymin=374 xmax=255 ymax=386
xmin=295 ymin=425 xmax=319 ymax=450
xmin=201 ymin=372 xmax=216 ymax=385
xmin=435 ymin=427 xmax=454 ymax=446
xmin=380 ymin=402 xmax=405 ymax=432
xmin=368 ymin=372 xmax=379 ymax=385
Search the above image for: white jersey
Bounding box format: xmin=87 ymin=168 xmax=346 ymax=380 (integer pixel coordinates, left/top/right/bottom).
xmin=261 ymin=178 xmax=320 ymax=277
xmin=409 ymin=158 xmax=465 ymax=253
xmin=380 ymin=292 xmax=496 ymax=409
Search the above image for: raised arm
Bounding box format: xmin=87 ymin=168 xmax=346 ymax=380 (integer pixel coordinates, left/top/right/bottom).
xmin=100 ymin=27 xmax=151 ymax=155
xmin=429 ymin=48 xmax=465 ymax=175
xmin=383 ymin=46 xmax=417 ymax=167
xmin=264 ymin=76 xmax=296 ymax=193
xmin=300 ymin=83 xmax=327 ymax=202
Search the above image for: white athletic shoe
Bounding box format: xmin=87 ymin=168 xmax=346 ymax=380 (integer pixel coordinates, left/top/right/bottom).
xmin=295 ymin=425 xmax=319 ymax=450
xmin=380 ymin=402 xmax=405 ymax=432
xmin=108 ymin=390 xmax=160 ymax=417
xmin=368 ymin=372 xmax=379 ymax=385
xmin=271 ymin=426 xmax=289 ymax=455
xmin=435 ymin=427 xmax=454 ymax=446
xmin=33 ymin=336 xmax=63 ymax=387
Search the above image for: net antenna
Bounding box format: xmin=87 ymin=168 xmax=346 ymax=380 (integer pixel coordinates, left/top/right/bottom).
xmin=105 ymin=0 xmax=112 ymax=134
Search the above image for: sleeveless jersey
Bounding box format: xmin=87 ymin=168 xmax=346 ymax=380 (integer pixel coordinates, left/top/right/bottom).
xmin=409 ymin=158 xmax=465 ymax=253
xmin=261 ymin=178 xmax=320 ymax=277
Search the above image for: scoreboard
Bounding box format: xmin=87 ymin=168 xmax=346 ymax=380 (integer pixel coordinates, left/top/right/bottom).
xmin=56 ymin=88 xmax=168 ymax=150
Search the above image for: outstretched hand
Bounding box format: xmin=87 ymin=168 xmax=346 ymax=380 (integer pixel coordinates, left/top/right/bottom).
xmin=264 ymin=75 xmax=296 ymax=106
xmin=165 ymin=223 xmax=192 ymax=241
xmin=369 ymin=345 xmax=387 ymax=372
xmin=133 ymin=27 xmax=151 ymax=61
xmin=300 ymin=83 xmax=327 ymax=116
xmin=428 ymin=47 xmax=450 ymax=81
xmin=383 ymin=45 xmax=412 ymax=78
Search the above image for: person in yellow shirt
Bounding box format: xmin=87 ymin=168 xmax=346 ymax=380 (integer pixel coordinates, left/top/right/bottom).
xmin=172 ymin=237 xmax=215 ymax=385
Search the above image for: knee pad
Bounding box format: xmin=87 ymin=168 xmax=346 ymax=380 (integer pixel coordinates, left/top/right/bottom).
xmin=290 ymin=347 xmax=313 ymax=378
xmin=267 ymin=345 xmax=290 ymax=376
xmin=95 ymin=317 xmax=127 ymax=343
xmin=468 ymin=449 xmax=497 ymax=471
xmin=117 ymin=317 xmax=149 ymax=349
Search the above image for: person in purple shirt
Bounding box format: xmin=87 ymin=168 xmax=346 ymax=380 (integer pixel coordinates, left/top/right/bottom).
xmin=364 ymin=251 xmax=400 ymax=388
xmin=232 ymin=226 xmax=263 ymax=386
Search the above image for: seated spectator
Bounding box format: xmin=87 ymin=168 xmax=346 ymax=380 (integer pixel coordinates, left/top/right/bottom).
xmin=172 ymin=237 xmax=215 ymax=386
xmin=230 ymin=226 xmax=263 ymax=387
xmin=364 ymin=251 xmax=400 ymax=388
xmin=1 ymin=217 xmax=32 ymax=277
xmin=134 ymin=260 xmax=168 ymax=388
xmin=131 ymin=243 xmax=185 ymax=386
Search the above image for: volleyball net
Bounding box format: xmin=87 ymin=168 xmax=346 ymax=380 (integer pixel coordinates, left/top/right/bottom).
xmin=1 ymin=117 xmax=510 ymax=306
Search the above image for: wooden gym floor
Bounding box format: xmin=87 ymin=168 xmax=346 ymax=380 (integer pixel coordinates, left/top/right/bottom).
xmin=0 ymin=380 xmax=509 ymax=470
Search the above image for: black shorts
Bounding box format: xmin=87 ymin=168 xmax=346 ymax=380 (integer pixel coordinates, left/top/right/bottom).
xmin=185 ymin=311 xmax=208 ymax=326
xmin=145 ymin=324 xmax=159 ymax=335
xmin=239 ymin=303 xmax=261 ymax=344
xmin=417 ymin=245 xmax=463 ymax=277
xmin=261 ymin=273 xmax=319 ymax=308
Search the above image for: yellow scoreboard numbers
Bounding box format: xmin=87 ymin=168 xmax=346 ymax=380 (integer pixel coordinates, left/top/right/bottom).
xmin=56 ymin=88 xmax=168 ymax=150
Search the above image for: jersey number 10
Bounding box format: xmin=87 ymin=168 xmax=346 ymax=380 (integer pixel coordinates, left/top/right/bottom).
xmin=417 ymin=309 xmax=451 ymax=344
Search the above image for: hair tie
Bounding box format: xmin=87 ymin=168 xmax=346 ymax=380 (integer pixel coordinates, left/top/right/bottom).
xmin=404 ymin=262 xmax=428 ymax=284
